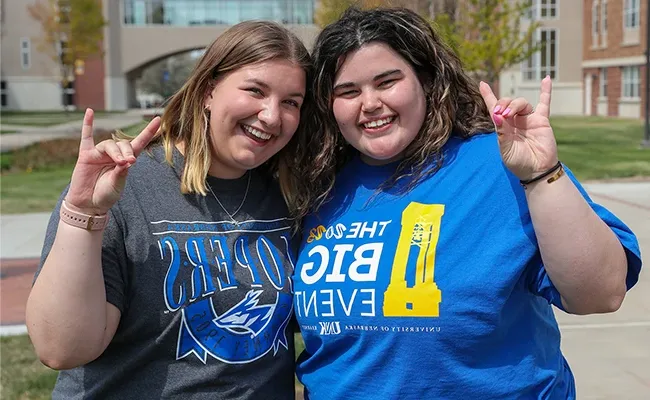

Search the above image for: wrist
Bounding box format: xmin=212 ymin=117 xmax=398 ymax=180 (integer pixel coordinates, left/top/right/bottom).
xmin=520 ymin=161 xmax=564 ymax=190
xmin=60 ymin=200 xmax=109 ymax=231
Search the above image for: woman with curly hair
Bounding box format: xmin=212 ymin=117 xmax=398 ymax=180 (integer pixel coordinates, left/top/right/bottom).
xmin=290 ymin=7 xmax=642 ymax=399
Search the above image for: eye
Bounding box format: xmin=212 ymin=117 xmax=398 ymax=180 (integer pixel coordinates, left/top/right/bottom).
xmin=245 ymin=87 xmax=264 ymax=96
xmin=283 ymin=99 xmax=301 ymax=108
xmin=378 ymin=79 xmax=397 ymax=88
xmin=335 ymin=89 xmax=359 ymax=98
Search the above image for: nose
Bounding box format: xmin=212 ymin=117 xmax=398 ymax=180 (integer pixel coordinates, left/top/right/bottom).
xmin=361 ymin=90 xmax=382 ymax=113
xmin=258 ymin=101 xmax=281 ymax=130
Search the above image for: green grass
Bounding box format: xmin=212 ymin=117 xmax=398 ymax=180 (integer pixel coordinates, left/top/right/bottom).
xmin=0 ymin=334 xmax=305 ymax=399
xmin=0 ymin=165 xmax=74 ymax=214
xmin=552 ymin=116 xmax=650 ymax=180
xmin=0 ymin=335 xmax=58 ymax=400
xmin=1 ymin=111 xmax=124 ymax=127
xmin=1 ymin=130 xmax=17 ymax=134
xmin=0 ymin=117 xmax=648 ymax=215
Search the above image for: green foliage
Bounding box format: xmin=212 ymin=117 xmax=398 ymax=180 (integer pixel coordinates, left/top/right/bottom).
xmin=433 ymin=0 xmax=540 ymax=85
xmin=314 ymin=0 xmax=402 ymax=28
xmin=27 ymin=0 xmax=106 ymax=84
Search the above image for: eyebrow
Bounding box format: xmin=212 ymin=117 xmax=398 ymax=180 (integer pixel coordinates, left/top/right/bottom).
xmin=245 ymin=78 xmax=304 ymax=98
xmin=333 ymin=69 xmax=402 ymax=91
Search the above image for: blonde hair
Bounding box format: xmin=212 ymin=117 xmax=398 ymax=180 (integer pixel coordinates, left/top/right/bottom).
xmin=152 ymin=21 xmax=312 ymax=197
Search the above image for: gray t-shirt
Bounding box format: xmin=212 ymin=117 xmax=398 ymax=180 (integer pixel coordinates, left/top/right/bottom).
xmin=37 ymin=145 xmax=297 ymax=399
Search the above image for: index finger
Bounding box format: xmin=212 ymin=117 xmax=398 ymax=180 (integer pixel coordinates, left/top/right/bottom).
xmin=479 ymin=81 xmax=498 ymax=112
xmin=130 ymin=117 xmax=161 ymax=156
xmin=535 ymin=76 xmax=552 ymax=118
xmin=79 ymin=108 xmax=95 ymax=151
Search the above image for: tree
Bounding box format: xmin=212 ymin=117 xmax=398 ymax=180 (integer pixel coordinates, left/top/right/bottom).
xmin=28 ymin=0 xmax=106 ymax=108
xmin=315 ymin=0 xmax=540 ymax=95
xmin=138 ymin=53 xmax=198 ymax=99
xmin=315 ymin=0 xmax=403 ymax=28
xmin=434 ymin=0 xmax=540 ymax=88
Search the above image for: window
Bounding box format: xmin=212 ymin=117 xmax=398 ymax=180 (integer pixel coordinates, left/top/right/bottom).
xmin=624 ymin=0 xmax=640 ymax=29
xmin=601 ymin=0 xmax=608 ymax=33
xmin=122 ymin=0 xmax=314 ymax=26
xmin=621 ymin=66 xmax=640 ymax=98
xmin=526 ymin=0 xmax=557 ymax=19
xmin=522 ymin=28 xmax=557 ymax=81
xmin=20 ymin=38 xmax=31 ymax=69
xmin=592 ymin=0 xmax=599 ymax=39
xmin=599 ymin=68 xmax=607 ymax=97
xmin=0 ymin=80 xmax=7 ymax=108
xmin=540 ymin=0 xmax=557 ymax=18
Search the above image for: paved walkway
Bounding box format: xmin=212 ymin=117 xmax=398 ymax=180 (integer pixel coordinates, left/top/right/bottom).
xmin=0 ymin=110 xmax=149 ymax=153
xmin=0 ymin=181 xmax=648 ymax=398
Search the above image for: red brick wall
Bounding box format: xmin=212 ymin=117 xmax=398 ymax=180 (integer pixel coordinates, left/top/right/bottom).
xmin=74 ymin=56 xmax=105 ymax=111
xmin=583 ymin=0 xmax=646 ymax=60
xmin=607 ymin=66 xmax=621 ymax=116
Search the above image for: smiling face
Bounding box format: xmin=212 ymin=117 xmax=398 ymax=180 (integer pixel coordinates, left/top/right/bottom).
xmin=204 ymin=58 xmax=306 ymax=178
xmin=332 ymin=42 xmax=427 ymax=165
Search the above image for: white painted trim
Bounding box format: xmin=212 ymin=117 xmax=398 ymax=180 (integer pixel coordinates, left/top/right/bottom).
xmin=0 ymin=324 xmax=28 ymax=337
xmin=518 ymin=81 xmax=581 ymax=89
xmin=2 ymin=76 xmax=60 ymax=83
xmin=582 ymin=56 xmax=645 ymax=68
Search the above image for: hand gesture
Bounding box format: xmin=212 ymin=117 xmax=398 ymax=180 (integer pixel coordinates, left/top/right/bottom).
xmin=479 ymin=76 xmax=559 ymax=181
xmin=64 ymin=109 xmax=161 ymax=215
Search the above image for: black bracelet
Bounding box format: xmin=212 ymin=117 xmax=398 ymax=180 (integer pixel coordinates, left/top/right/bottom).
xmin=519 ymin=161 xmax=562 ymax=185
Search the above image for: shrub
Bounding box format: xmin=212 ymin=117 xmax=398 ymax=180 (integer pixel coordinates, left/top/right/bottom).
xmin=1 ymin=130 xmax=114 ymax=172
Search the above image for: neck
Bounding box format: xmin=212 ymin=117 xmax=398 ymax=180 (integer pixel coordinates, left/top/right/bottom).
xmin=360 ymin=151 xmax=405 ymax=166
xmin=174 ymin=142 xmax=247 ymax=179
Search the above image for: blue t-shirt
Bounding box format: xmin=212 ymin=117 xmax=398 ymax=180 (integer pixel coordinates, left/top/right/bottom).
xmin=293 ymin=133 xmax=642 ymax=400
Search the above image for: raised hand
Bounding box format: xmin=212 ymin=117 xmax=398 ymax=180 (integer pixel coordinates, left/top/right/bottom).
xmin=64 ymin=109 xmax=161 ymax=215
xmin=479 ymin=76 xmax=559 ymax=181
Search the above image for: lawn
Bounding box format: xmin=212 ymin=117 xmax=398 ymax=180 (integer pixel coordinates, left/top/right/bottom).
xmin=0 ymin=122 xmax=148 ymax=214
xmin=0 ymin=333 xmax=305 ymax=399
xmin=553 ymin=116 xmax=650 ymax=180
xmin=0 ymin=335 xmax=58 ymax=400
xmin=1 ymin=110 xmax=124 ymax=127
xmin=0 ymin=117 xmax=648 ymax=215
xmin=1 ymin=130 xmax=17 ymax=135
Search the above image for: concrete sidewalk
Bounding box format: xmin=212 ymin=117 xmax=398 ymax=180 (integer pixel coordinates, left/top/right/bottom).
xmin=0 ymin=181 xmax=648 ymax=398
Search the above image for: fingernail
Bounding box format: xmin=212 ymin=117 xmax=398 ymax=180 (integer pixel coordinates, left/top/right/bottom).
xmin=493 ymin=114 xmax=503 ymax=126
xmin=494 ymin=105 xmax=502 ymax=114
xmin=502 ymin=108 xmax=512 ymax=117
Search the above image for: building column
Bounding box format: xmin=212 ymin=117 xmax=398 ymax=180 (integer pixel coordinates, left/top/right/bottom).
xmin=103 ymin=0 xmax=128 ymax=110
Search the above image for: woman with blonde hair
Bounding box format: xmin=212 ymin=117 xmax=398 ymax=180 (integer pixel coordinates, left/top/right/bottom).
xmin=27 ymin=20 xmax=312 ymax=399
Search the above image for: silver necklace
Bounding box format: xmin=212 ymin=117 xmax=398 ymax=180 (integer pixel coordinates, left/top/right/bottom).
xmin=206 ymin=171 xmax=251 ymax=226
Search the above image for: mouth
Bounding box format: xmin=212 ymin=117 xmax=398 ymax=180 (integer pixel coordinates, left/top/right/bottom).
xmin=240 ymin=124 xmax=273 ymax=144
xmin=360 ymin=116 xmax=397 ymax=132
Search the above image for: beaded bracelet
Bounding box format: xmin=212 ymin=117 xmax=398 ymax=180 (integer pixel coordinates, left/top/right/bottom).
xmin=520 ymin=161 xmax=564 ymax=190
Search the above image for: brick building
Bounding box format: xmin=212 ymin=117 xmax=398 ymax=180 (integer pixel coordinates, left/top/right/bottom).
xmin=583 ymin=0 xmax=647 ymax=118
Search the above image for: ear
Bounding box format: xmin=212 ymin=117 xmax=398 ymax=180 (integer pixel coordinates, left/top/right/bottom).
xmin=203 ymin=80 xmax=215 ymax=109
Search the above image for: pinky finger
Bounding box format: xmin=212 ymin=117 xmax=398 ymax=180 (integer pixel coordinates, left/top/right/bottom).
xmin=95 ymin=140 xmax=128 ymax=165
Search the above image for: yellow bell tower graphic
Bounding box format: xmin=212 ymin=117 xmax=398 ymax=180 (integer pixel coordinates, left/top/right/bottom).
xmin=383 ymin=202 xmax=444 ymax=317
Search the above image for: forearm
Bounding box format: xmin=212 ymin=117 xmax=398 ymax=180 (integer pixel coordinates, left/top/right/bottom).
xmin=26 ymin=222 xmax=111 ymax=367
xmin=525 ymin=173 xmax=627 ymax=314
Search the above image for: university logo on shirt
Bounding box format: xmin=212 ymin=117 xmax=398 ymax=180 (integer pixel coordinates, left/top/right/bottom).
xmin=153 ymin=218 xmax=295 ymax=364
xmin=296 ymin=202 xmax=445 ymax=319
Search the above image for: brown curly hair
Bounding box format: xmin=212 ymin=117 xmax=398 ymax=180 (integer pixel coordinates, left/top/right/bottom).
xmin=285 ymin=7 xmax=494 ymax=221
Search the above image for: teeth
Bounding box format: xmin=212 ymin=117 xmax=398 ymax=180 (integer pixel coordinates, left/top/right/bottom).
xmin=242 ymin=125 xmax=271 ymax=140
xmin=363 ymin=117 xmax=394 ymax=129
